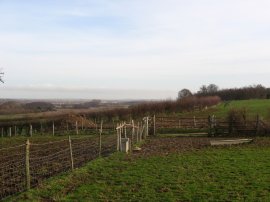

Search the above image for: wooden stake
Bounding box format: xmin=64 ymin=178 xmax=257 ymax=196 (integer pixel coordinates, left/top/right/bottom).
xmin=146 ymin=117 xmax=149 ymax=137
xmin=14 ymin=126 xmax=17 ymax=136
xmin=119 ymin=125 xmax=122 ymax=152
xmin=68 ymin=136 xmax=74 ymax=170
xmin=116 ymin=125 xmax=119 ymax=151
xmin=52 ymin=122 xmax=55 ymax=136
xmin=124 ymin=123 xmax=127 ymax=138
xmin=153 ymin=115 xmax=156 ymax=136
xmin=136 ymin=123 xmax=139 ymax=143
xmin=1 ymin=128 xmax=3 ymax=137
xmin=9 ymin=127 xmax=12 ymax=137
xmin=140 ymin=122 xmax=143 ymax=141
xmin=99 ymin=120 xmax=103 ymax=157
xmin=25 ymin=139 xmax=31 ymax=190
xmin=132 ymin=120 xmax=135 ymax=143
xmin=76 ymin=121 xmax=79 ymax=135
xmin=29 ymin=124 xmax=33 ymax=137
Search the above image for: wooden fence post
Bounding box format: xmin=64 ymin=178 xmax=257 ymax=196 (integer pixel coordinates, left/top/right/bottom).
xmin=29 ymin=124 xmax=33 ymax=137
xmin=1 ymin=128 xmax=3 ymax=137
xmin=116 ymin=125 xmax=119 ymax=151
xmin=132 ymin=120 xmax=135 ymax=142
xmin=147 ymin=117 xmax=149 ymax=136
xmin=124 ymin=123 xmax=127 ymax=138
xmin=140 ymin=122 xmax=144 ymax=141
xmin=99 ymin=120 xmax=103 ymax=157
xmin=193 ymin=116 xmax=196 ymax=127
xmin=81 ymin=117 xmax=84 ymax=130
xmin=9 ymin=127 xmax=12 ymax=137
xmin=14 ymin=126 xmax=17 ymax=136
xmin=119 ymin=124 xmax=122 ymax=152
xmin=76 ymin=121 xmax=79 ymax=135
xmin=153 ymin=115 xmax=156 ymax=136
xmin=136 ymin=123 xmax=139 ymax=143
xmin=68 ymin=136 xmax=74 ymax=170
xmin=52 ymin=122 xmax=55 ymax=136
xmin=25 ymin=139 xmax=31 ymax=190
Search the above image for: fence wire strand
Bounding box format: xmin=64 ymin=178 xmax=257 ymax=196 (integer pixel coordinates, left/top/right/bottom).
xmin=0 ymin=134 xmax=117 ymax=200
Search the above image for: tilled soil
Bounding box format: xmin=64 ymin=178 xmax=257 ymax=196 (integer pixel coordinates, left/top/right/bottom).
xmin=132 ymin=136 xmax=270 ymax=157
xmin=133 ymin=137 xmax=211 ymax=157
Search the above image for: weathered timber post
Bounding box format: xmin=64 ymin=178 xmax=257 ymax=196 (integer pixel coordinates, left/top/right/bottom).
xmin=116 ymin=125 xmax=119 ymax=151
xmin=143 ymin=118 xmax=147 ymax=139
xmin=193 ymin=116 xmax=196 ymax=127
xmin=136 ymin=122 xmax=139 ymax=143
xmin=140 ymin=122 xmax=144 ymax=141
xmin=9 ymin=127 xmax=12 ymax=137
xmin=14 ymin=126 xmax=17 ymax=136
xmin=25 ymin=139 xmax=31 ymax=190
xmin=124 ymin=123 xmax=127 ymax=138
xmin=153 ymin=115 xmax=156 ymax=136
xmin=52 ymin=122 xmax=55 ymax=136
xmin=132 ymin=120 xmax=135 ymax=140
xmin=68 ymin=136 xmax=74 ymax=170
xmin=99 ymin=120 xmax=103 ymax=157
xmin=147 ymin=117 xmax=149 ymax=136
xmin=119 ymin=124 xmax=122 ymax=152
xmin=1 ymin=128 xmax=3 ymax=137
xmin=76 ymin=121 xmax=79 ymax=135
xmin=29 ymin=124 xmax=33 ymax=137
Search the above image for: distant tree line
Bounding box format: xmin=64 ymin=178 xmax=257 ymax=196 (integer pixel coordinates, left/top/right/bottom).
xmin=196 ymin=84 xmax=270 ymax=100
xmin=178 ymin=84 xmax=270 ymax=101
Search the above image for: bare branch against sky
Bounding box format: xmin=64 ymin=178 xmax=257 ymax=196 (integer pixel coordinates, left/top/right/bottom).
xmin=0 ymin=0 xmax=270 ymax=99
xmin=0 ymin=69 xmax=4 ymax=83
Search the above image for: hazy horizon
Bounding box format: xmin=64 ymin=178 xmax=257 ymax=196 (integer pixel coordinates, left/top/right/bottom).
xmin=1 ymin=0 xmax=270 ymax=99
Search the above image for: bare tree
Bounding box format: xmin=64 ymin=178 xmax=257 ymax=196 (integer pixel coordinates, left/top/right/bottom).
xmin=198 ymin=85 xmax=208 ymax=94
xmin=0 ymin=69 xmax=3 ymax=83
xmin=178 ymin=88 xmax=192 ymax=99
xmin=207 ymin=84 xmax=218 ymax=93
xmin=197 ymin=84 xmax=218 ymax=95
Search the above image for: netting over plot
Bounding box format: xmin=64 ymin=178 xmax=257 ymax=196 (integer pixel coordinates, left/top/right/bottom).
xmin=0 ymin=134 xmax=117 ymax=200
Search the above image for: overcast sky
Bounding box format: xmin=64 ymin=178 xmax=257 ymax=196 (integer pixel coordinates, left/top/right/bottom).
xmin=1 ymin=0 xmax=270 ymax=99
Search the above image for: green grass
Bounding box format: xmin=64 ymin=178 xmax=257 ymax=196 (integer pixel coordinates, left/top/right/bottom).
xmin=7 ymin=145 xmax=270 ymax=202
xmin=177 ymin=99 xmax=270 ymax=120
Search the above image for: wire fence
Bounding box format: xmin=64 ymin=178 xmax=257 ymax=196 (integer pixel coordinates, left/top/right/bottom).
xmin=0 ymin=134 xmax=117 ymax=200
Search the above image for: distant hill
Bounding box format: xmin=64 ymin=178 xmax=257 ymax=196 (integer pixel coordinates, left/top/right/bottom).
xmin=0 ymin=101 xmax=55 ymax=114
xmin=24 ymin=102 xmax=55 ymax=112
xmin=73 ymin=100 xmax=102 ymax=109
